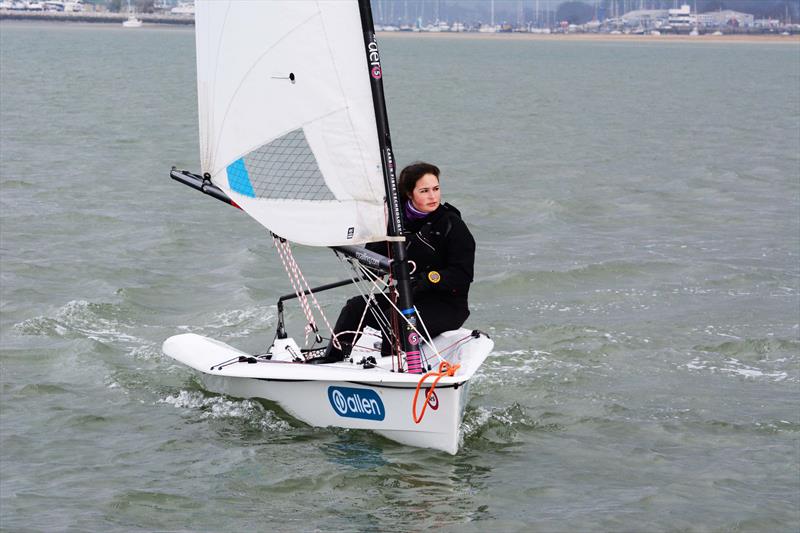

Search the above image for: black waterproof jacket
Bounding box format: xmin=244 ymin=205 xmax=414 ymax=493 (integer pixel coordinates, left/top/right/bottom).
xmin=368 ymin=202 xmax=475 ymax=323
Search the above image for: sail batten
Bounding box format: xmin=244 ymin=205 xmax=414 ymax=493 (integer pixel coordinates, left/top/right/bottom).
xmin=195 ymin=0 xmax=387 ymax=246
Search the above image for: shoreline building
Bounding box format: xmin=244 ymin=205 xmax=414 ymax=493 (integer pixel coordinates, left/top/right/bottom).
xmin=667 ymin=4 xmax=695 ymax=31
xmin=620 ymin=9 xmax=668 ymax=29
xmin=696 ymin=10 xmax=754 ymax=28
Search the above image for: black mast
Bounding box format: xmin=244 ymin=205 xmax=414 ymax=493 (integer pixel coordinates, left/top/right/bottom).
xmin=357 ymin=0 xmax=424 ymax=374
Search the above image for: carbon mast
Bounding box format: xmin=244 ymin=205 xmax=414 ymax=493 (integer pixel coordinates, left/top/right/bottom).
xmin=357 ymin=0 xmax=424 ymax=374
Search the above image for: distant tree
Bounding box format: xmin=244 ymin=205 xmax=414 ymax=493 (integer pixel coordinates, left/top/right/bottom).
xmin=556 ymin=1 xmax=595 ymax=24
xmin=107 ymin=0 xmax=121 ymax=13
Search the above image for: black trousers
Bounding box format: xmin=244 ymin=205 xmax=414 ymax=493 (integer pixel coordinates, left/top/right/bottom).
xmin=329 ymin=293 xmax=469 ymax=358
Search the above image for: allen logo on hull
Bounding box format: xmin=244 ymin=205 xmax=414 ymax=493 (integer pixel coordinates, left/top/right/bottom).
xmin=328 ymin=386 xmax=385 ymax=421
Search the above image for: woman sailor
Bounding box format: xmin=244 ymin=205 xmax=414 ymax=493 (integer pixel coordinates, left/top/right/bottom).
xmin=311 ymin=162 xmax=475 ymax=364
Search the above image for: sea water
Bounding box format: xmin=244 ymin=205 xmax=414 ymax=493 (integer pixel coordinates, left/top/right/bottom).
xmin=1 ymin=22 xmax=798 ymax=531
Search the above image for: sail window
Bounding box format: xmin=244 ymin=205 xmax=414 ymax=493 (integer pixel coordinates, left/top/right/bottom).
xmin=240 ymin=128 xmax=335 ymax=201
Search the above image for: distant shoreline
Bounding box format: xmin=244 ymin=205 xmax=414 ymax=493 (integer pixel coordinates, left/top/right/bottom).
xmin=378 ymin=31 xmax=800 ymax=44
xmin=1 ymin=13 xmax=798 ymax=44
xmin=0 ymin=11 xmax=193 ymax=26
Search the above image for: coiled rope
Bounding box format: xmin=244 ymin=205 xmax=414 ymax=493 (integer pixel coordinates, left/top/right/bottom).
xmin=412 ymin=361 xmax=461 ymax=424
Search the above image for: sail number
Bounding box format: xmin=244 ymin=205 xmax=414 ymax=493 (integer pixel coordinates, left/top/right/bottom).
xmin=367 ymin=39 xmax=382 ymax=79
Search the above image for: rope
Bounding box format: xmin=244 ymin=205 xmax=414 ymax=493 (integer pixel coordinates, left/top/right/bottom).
xmin=413 ymin=304 xmax=442 ymax=367
xmin=333 ymin=250 xmax=473 ymax=373
xmin=412 ymin=361 xmax=461 ymax=424
xmin=350 ymin=260 xmax=406 ymax=368
xmin=434 ymin=333 xmax=475 ymax=358
xmin=329 ymin=295 xmax=371 ymax=359
xmin=273 ymin=236 xmax=335 ymax=347
xmin=333 ymin=253 xmax=396 ymax=354
xmin=353 ymin=261 xmax=447 ymax=372
xmin=273 ymin=238 xmax=317 ymax=344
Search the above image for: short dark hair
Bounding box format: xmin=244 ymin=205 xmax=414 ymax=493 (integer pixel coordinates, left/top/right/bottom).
xmin=399 ymin=162 xmax=440 ymax=201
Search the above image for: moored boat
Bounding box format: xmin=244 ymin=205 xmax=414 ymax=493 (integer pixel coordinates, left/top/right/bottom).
xmin=122 ymin=15 xmax=141 ymax=27
xmin=121 ymin=0 xmax=140 ymax=27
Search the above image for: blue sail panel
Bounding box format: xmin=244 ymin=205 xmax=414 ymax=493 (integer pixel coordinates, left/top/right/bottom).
xmin=226 ymin=158 xmax=255 ymax=197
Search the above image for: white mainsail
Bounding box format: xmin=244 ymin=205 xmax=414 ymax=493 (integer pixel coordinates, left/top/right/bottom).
xmin=195 ymin=1 xmax=387 ymax=246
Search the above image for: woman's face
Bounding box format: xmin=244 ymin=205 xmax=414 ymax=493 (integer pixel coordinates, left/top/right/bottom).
xmin=410 ymin=173 xmax=441 ymax=213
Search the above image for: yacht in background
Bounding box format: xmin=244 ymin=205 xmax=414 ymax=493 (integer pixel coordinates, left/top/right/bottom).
xmin=122 ymin=0 xmax=141 ymax=27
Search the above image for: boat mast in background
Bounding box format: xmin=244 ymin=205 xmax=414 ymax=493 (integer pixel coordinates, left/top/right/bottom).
xmin=357 ymin=0 xmax=424 ymax=374
xmin=122 ymin=0 xmax=142 ymax=27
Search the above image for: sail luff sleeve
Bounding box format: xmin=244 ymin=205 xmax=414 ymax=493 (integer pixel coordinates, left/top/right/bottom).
xmin=356 ymin=0 xmax=424 ymax=373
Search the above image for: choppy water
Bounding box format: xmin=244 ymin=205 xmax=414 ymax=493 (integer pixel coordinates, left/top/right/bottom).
xmin=1 ymin=22 xmax=799 ymax=531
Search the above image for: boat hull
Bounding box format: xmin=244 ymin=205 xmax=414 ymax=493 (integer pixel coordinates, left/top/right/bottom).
xmin=200 ymin=373 xmax=470 ymax=453
xmin=162 ymin=329 xmax=491 ymax=454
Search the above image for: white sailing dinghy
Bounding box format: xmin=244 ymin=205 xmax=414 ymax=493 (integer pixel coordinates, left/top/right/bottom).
xmin=163 ymin=0 xmax=493 ymax=454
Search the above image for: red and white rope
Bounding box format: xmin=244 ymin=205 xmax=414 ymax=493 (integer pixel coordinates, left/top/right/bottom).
xmin=272 ymin=236 xmax=336 ymax=347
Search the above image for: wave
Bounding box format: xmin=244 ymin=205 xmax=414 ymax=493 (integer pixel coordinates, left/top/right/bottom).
xmin=460 ymin=403 xmax=554 ymax=450
xmin=0 ymin=178 xmax=35 ymax=189
xmin=159 ymin=389 xmax=291 ymax=432
xmin=14 ymin=299 xmax=142 ymax=344
xmin=13 ymin=383 xmax=73 ymax=397
xmin=475 ymin=259 xmax=682 ymax=296
xmin=201 ymin=306 xmax=276 ymax=339
xmin=685 ymin=336 xmax=799 ymax=383
xmin=473 ymin=326 xmax=625 ymax=388
xmin=13 ymin=299 xmax=277 ymax=355
xmin=693 ymin=337 xmax=799 ymax=360
xmin=695 ymin=418 xmax=800 ymax=435
xmin=684 ymin=356 xmax=793 ymax=382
